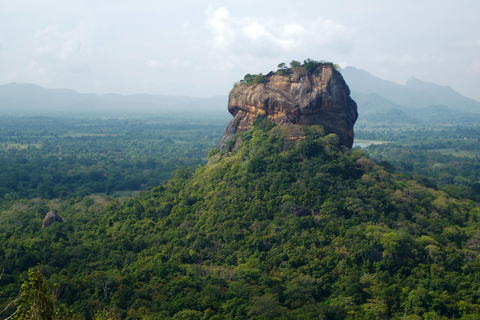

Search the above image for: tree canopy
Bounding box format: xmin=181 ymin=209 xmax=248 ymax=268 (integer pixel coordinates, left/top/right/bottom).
xmin=2 ymin=119 xmax=480 ymax=319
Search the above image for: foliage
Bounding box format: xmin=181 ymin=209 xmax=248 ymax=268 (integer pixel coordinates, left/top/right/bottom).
xmin=2 ymin=120 xmax=480 ymax=319
xmin=303 ymin=58 xmax=340 ymax=72
xmin=239 ymin=73 xmax=265 ymax=86
xmin=289 ymin=60 xmax=301 ymax=68
xmin=13 ymin=268 xmax=73 ymax=320
xmin=357 ymin=125 xmax=480 ymax=201
xmin=235 ymin=59 xmax=340 ymax=88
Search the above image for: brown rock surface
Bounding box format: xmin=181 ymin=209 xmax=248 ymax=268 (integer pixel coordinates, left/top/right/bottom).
xmin=216 ymin=65 xmax=357 ymax=150
xmin=42 ymin=210 xmax=63 ymax=228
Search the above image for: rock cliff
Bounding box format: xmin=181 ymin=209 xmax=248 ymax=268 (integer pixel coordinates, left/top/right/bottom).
xmin=216 ymin=64 xmax=358 ymax=150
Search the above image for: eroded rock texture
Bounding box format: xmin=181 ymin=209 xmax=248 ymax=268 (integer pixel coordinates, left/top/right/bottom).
xmin=216 ymin=65 xmax=358 ymax=150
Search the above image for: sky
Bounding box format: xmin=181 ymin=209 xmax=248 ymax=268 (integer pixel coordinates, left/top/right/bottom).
xmin=1 ymin=0 xmax=480 ymax=101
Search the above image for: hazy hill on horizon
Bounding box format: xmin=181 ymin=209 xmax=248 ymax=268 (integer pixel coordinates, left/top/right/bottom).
xmin=3 ymin=67 xmax=480 ymax=124
xmin=341 ymin=66 xmax=480 ymax=125
xmin=0 ymin=82 xmax=228 ymax=115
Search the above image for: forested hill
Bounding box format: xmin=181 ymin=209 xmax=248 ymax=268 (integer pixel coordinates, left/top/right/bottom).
xmin=2 ymin=119 xmax=480 ymax=319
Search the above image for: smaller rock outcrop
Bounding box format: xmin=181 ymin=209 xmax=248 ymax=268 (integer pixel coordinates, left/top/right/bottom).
xmin=42 ymin=211 xmax=63 ymax=228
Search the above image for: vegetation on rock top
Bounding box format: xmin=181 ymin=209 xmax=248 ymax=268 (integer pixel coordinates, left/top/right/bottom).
xmin=233 ymin=59 xmax=341 ymax=88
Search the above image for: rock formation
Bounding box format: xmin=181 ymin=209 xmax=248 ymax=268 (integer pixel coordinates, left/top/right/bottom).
xmin=42 ymin=210 xmax=63 ymax=228
xmin=216 ymin=64 xmax=358 ymax=150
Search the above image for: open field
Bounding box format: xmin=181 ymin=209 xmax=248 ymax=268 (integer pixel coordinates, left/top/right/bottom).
xmin=428 ymin=148 xmax=480 ymax=158
xmin=2 ymin=143 xmax=41 ymax=150
xmin=61 ymin=133 xmax=119 ymax=137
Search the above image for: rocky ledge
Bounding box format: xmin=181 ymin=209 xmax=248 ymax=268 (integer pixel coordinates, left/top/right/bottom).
xmin=216 ymin=63 xmax=358 ymax=150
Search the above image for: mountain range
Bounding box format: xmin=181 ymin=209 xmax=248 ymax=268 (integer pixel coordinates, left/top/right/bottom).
xmin=2 ymin=67 xmax=480 ymax=124
xmin=0 ymin=82 xmax=228 ymax=115
xmin=341 ymin=67 xmax=480 ymax=124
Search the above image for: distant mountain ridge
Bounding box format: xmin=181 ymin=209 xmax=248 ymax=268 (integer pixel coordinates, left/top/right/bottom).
xmin=3 ymin=67 xmax=480 ymax=122
xmin=0 ymin=82 xmax=228 ymax=115
xmin=341 ymin=67 xmax=480 ymax=125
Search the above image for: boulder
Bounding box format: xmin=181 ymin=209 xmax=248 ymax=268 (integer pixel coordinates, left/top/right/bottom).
xmin=42 ymin=210 xmax=63 ymax=228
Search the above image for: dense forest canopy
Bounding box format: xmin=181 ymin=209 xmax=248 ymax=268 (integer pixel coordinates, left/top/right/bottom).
xmin=2 ymin=115 xmax=480 ymax=319
xmin=355 ymin=125 xmax=480 ymax=201
xmin=0 ymin=114 xmax=227 ymax=203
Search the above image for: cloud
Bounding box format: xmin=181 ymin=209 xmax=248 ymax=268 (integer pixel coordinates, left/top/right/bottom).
xmin=283 ymin=24 xmax=307 ymax=38
xmin=3 ymin=25 xmax=94 ymax=88
xmin=243 ymin=22 xmax=267 ymax=41
xmin=206 ymin=7 xmax=235 ymax=50
xmin=34 ymin=25 xmax=92 ymax=63
xmin=205 ymin=7 xmax=353 ymax=60
xmin=145 ymin=59 xmax=164 ymax=68
xmin=307 ymin=18 xmax=353 ymax=54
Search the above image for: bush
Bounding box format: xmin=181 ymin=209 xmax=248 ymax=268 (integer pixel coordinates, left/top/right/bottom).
xmin=290 ymin=60 xmax=301 ymax=68
xmin=241 ymin=73 xmax=265 ymax=86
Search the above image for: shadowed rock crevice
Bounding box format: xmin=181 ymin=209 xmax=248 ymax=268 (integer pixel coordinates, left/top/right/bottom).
xmin=217 ymin=65 xmax=358 ymax=150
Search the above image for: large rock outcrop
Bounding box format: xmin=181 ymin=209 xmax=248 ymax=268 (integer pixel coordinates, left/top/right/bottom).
xmin=216 ymin=65 xmax=358 ymax=150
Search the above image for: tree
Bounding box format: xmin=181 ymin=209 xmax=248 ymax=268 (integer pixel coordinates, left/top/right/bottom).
xmin=13 ymin=268 xmax=73 ymax=320
xmin=277 ymin=62 xmax=286 ymax=70
xmin=289 ymin=60 xmax=301 ymax=68
xmin=1 ymin=268 xmax=19 ymax=320
xmin=247 ymin=294 xmax=285 ymax=318
xmin=303 ymin=58 xmax=319 ymax=72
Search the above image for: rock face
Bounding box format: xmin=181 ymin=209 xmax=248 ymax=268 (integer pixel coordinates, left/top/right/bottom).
xmin=42 ymin=210 xmax=63 ymax=229
xmin=216 ymin=65 xmax=358 ymax=150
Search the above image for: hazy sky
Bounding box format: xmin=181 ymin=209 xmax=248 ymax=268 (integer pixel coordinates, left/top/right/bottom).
xmin=1 ymin=0 xmax=479 ymax=100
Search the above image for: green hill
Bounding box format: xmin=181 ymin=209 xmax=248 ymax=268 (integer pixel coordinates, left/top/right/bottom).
xmin=2 ymin=119 xmax=480 ymax=319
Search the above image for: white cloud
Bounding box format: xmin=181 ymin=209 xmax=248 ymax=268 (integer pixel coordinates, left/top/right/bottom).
xmin=283 ymin=24 xmax=306 ymax=38
xmin=307 ymin=18 xmax=353 ymax=54
xmin=206 ymin=7 xmax=235 ymax=50
xmin=205 ymin=7 xmax=354 ymax=60
xmin=243 ymin=22 xmax=268 ymax=41
xmin=145 ymin=59 xmax=164 ymax=68
xmin=2 ymin=25 xmax=95 ymax=89
xmin=34 ymin=25 xmax=92 ymax=62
